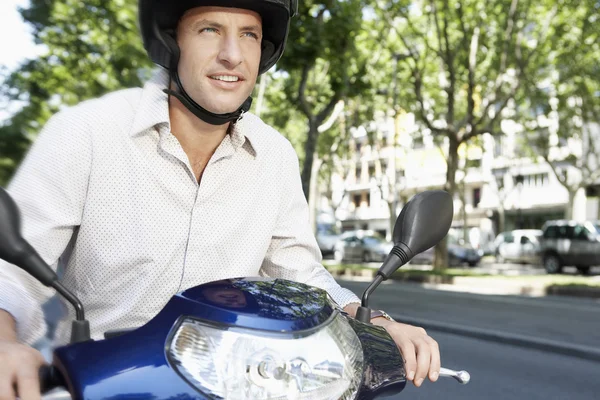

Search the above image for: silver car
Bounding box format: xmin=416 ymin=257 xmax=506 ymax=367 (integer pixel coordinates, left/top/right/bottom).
xmin=410 ymin=242 xmax=482 ymax=267
xmin=540 ymin=220 xmax=600 ymax=274
xmin=316 ymin=223 xmax=341 ymax=259
xmin=493 ymin=229 xmax=543 ymax=264
xmin=334 ymin=230 xmax=393 ymax=263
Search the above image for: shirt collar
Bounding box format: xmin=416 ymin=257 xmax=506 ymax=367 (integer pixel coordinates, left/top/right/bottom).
xmin=130 ymin=68 xmax=171 ymax=137
xmin=130 ymin=67 xmax=259 ymax=157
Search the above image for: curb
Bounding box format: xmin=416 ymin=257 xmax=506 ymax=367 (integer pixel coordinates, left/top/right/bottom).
xmin=328 ymin=268 xmax=600 ymax=299
xmin=546 ymin=284 xmax=600 ymax=299
xmin=393 ymin=314 xmax=600 ymax=363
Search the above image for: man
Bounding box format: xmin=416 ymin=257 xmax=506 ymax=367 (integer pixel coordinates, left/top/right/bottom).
xmin=0 ymin=1 xmax=440 ymax=398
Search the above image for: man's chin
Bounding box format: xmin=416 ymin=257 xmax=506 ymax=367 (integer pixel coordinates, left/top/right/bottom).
xmin=197 ymin=99 xmax=247 ymax=115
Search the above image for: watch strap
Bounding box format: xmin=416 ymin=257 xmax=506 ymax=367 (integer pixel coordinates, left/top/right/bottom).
xmin=370 ymin=309 xmax=395 ymax=322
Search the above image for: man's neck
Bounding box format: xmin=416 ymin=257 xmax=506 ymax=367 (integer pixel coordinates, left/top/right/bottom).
xmin=168 ymin=94 xmax=231 ymax=182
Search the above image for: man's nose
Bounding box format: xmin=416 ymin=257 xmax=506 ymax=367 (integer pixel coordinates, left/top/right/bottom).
xmin=218 ymin=35 xmax=243 ymax=67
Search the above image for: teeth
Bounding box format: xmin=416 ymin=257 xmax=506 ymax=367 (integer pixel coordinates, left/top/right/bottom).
xmin=210 ymin=75 xmax=239 ymax=82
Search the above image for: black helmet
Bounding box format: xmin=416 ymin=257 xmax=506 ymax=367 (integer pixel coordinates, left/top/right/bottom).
xmin=138 ymin=0 xmax=297 ymax=125
xmin=139 ymin=0 xmax=297 ymax=75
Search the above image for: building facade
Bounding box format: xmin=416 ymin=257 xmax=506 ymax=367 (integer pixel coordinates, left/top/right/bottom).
xmin=319 ymin=113 xmax=600 ymax=253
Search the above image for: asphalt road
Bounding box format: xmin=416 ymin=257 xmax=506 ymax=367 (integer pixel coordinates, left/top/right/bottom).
xmin=338 ymin=280 xmax=600 ymax=348
xmin=385 ymin=331 xmax=600 ymax=400
xmin=337 ymin=280 xmax=600 ymax=399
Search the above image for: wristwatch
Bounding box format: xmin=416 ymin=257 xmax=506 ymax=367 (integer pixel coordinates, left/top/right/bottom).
xmin=370 ymin=309 xmax=395 ymax=322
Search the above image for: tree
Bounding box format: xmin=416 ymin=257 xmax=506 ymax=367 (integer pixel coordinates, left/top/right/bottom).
xmin=0 ymin=0 xmax=153 ymax=186
xmin=376 ymin=0 xmax=599 ymax=269
xmin=274 ymin=0 xmax=386 ymax=201
xmin=518 ymin=0 xmax=600 ymax=219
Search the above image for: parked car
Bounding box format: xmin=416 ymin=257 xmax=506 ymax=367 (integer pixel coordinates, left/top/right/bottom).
xmin=540 ymin=220 xmax=600 ymax=274
xmin=334 ymin=230 xmax=393 ymax=263
xmin=493 ymin=229 xmax=543 ymax=264
xmin=410 ymin=241 xmax=482 ymax=267
xmin=316 ymin=223 xmax=341 ymax=259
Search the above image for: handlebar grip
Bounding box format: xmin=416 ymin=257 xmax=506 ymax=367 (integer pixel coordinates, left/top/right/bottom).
xmin=39 ymin=365 xmax=64 ymax=393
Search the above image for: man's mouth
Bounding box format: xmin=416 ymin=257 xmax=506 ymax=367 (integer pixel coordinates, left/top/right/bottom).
xmin=210 ymin=75 xmax=241 ymax=82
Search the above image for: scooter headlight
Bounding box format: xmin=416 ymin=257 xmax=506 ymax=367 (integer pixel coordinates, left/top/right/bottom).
xmin=167 ymin=312 xmax=363 ymax=400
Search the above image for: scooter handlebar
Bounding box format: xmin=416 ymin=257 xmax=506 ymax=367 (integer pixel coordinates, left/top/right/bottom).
xmin=39 ymin=365 xmax=67 ymax=395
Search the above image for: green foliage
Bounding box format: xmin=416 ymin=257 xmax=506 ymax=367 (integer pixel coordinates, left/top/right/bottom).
xmin=256 ymin=72 xmax=308 ymax=163
xmin=0 ymin=0 xmax=152 ymax=186
xmin=511 ymin=0 xmax=600 ymax=195
xmin=267 ymin=0 xmax=387 ymax=197
xmin=374 ymin=0 xmax=599 ymax=160
xmin=365 ymin=0 xmax=600 ymax=269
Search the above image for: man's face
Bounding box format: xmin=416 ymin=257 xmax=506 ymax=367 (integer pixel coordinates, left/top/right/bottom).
xmin=203 ymin=287 xmax=248 ymax=308
xmin=176 ymin=6 xmax=262 ymax=114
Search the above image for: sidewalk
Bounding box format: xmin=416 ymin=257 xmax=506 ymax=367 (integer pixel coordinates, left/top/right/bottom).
xmin=323 ymin=259 xmax=600 ymax=299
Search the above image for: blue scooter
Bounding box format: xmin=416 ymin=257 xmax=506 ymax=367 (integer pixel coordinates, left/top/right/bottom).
xmin=0 ymin=188 xmax=469 ymax=399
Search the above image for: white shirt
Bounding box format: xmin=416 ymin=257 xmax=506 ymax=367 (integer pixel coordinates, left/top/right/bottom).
xmin=0 ymin=69 xmax=360 ymax=346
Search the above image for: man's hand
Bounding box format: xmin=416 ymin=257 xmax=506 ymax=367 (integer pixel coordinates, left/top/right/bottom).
xmin=0 ymin=340 xmax=46 ymax=400
xmin=371 ymin=318 xmax=440 ymax=387
xmin=343 ymin=303 xmax=440 ymax=387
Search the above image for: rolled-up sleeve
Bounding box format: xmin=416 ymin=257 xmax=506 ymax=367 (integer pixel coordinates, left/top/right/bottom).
xmin=0 ymin=107 xmax=92 ymax=344
xmin=260 ymin=141 xmax=360 ymax=309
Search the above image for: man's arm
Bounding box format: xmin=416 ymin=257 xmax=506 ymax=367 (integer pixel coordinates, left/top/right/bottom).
xmin=261 ymin=141 xmax=440 ymax=387
xmin=259 ymin=140 xmax=361 ymax=309
xmin=0 ymin=310 xmax=17 ymax=341
xmin=0 ymin=106 xmax=93 ymax=344
xmin=0 ymin=107 xmax=93 ymax=399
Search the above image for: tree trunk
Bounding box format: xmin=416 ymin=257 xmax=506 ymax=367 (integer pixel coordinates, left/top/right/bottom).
xmin=388 ymin=200 xmax=396 ymax=241
xmin=255 ymin=74 xmax=268 ymax=118
xmin=565 ymin=189 xmax=576 ymax=220
xmin=498 ymin=206 xmax=505 ymax=234
xmin=434 ymin=135 xmax=459 ymax=271
xmin=308 ymin=157 xmax=323 ymax=234
xmin=460 ymin=179 xmax=468 ymax=244
xmin=301 ymin=121 xmax=319 ymax=200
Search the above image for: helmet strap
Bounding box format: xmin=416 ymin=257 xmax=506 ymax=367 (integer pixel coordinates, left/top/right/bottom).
xmin=160 ymin=31 xmax=252 ymax=126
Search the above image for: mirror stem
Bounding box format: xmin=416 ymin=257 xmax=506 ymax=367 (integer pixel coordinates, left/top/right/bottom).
xmin=51 ymin=281 xmax=91 ymax=343
xmin=355 ymin=274 xmax=384 ymax=323
xmin=52 ymin=281 xmax=84 ymax=320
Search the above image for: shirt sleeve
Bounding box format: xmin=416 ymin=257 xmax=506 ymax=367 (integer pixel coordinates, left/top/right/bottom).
xmin=260 ymin=140 xmax=360 ymax=309
xmin=0 ymin=107 xmax=92 ymax=344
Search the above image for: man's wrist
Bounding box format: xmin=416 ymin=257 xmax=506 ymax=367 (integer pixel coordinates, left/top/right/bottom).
xmin=369 ymin=309 xmax=395 ymax=322
xmin=342 ymin=303 xmax=395 ymax=323
xmin=0 ymin=310 xmax=18 ymax=342
xmin=342 ymin=303 xmax=359 ymax=318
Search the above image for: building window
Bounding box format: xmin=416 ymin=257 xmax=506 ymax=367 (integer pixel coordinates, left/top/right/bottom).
xmin=473 ymin=188 xmax=481 ymax=208
xmin=368 ymin=165 xmax=376 ymax=179
xmin=356 ymin=165 xmax=362 ymax=183
xmin=466 ymin=158 xmax=482 ymax=169
xmin=413 ymin=134 xmax=424 ymax=149
xmin=355 ymin=142 xmax=363 ymax=154
xmin=524 ymin=173 xmax=549 ymax=188
xmin=353 ymin=194 xmax=362 ymax=207
xmin=558 ymin=137 xmax=568 ymax=147
xmin=494 ymin=136 xmax=503 ymax=157
xmin=366 ymin=192 xmax=371 ymax=207
xmin=381 ymin=161 xmax=388 ymax=174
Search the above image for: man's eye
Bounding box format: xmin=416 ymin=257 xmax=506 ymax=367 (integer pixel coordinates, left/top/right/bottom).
xmin=200 ymin=27 xmax=218 ymax=34
xmin=243 ymin=32 xmax=259 ymax=39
